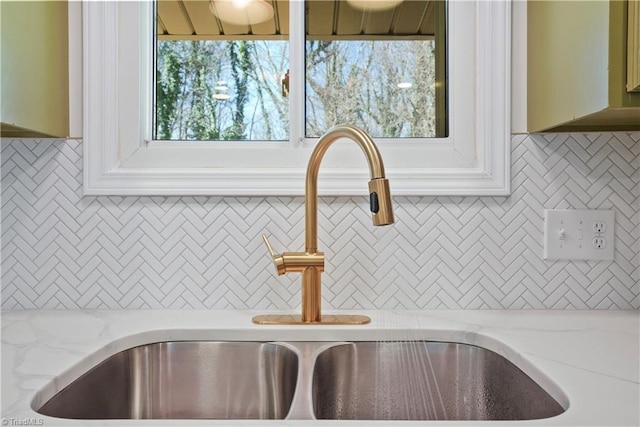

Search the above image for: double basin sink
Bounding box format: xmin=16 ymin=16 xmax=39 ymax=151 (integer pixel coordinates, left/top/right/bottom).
xmin=35 ymin=340 xmax=565 ymax=421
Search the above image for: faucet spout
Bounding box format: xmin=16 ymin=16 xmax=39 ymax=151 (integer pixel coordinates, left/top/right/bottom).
xmin=306 ymin=125 xmax=394 ymax=253
xmin=254 ymin=125 xmax=394 ymax=325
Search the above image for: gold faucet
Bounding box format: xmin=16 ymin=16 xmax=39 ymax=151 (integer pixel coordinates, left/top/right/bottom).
xmin=253 ymin=125 xmax=394 ymax=325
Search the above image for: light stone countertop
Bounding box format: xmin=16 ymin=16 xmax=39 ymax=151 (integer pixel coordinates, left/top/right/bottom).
xmin=1 ymin=310 xmax=638 ymax=426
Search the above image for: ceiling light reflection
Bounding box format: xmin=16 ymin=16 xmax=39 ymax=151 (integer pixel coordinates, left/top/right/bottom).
xmin=209 ymin=0 xmax=274 ymax=26
xmin=346 ymin=0 xmax=403 ymax=12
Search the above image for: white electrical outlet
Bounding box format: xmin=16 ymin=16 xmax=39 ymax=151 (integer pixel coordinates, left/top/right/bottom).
xmin=544 ymin=210 xmax=615 ymax=260
xmin=593 ymin=221 xmax=607 ymax=233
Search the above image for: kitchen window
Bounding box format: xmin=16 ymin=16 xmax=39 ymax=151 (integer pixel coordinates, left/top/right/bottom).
xmin=83 ymin=0 xmax=510 ymax=196
xmin=155 ymin=0 xmax=445 ymax=141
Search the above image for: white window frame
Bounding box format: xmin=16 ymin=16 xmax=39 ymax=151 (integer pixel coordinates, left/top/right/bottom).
xmin=83 ymin=0 xmax=510 ymax=196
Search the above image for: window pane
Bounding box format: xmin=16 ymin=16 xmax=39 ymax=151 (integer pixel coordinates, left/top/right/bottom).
xmin=154 ymin=1 xmax=289 ymax=141
xmin=305 ymin=0 xmax=447 ymax=138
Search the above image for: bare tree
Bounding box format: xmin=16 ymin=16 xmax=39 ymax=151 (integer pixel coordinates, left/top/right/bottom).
xmin=305 ymin=39 xmax=436 ymax=138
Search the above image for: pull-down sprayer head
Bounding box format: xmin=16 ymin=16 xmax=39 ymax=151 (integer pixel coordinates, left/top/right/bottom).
xmin=368 ymin=177 xmax=394 ymax=226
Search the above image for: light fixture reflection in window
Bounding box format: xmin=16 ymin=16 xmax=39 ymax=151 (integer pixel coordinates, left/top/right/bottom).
xmin=214 ymin=81 xmax=229 ymax=92
xmin=209 ymin=0 xmax=274 ymax=26
xmin=213 ymin=81 xmax=231 ymax=100
xmin=346 ymin=0 xmax=403 ymax=11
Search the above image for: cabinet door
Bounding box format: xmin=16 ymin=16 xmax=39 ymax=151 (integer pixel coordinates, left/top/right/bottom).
xmin=0 ymin=1 xmax=69 ymax=138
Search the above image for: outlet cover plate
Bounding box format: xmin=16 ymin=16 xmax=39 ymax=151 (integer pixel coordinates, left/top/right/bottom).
xmin=544 ymin=209 xmax=615 ymax=261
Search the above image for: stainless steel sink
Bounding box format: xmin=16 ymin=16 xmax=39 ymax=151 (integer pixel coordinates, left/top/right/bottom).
xmin=35 ymin=340 xmax=565 ymax=421
xmin=36 ymin=342 xmax=298 ymax=419
xmin=312 ymin=341 xmax=565 ymax=421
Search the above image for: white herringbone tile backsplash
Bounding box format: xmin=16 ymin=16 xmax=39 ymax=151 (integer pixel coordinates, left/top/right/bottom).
xmin=1 ymin=133 xmax=639 ymax=309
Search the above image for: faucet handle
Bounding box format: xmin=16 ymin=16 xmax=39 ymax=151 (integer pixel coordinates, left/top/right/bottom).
xmin=262 ymin=234 xmax=286 ymax=275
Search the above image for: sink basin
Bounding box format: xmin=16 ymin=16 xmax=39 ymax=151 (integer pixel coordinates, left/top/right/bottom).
xmin=34 ymin=339 xmax=565 ymax=421
xmin=36 ymin=342 xmax=298 ymax=419
xmin=312 ymin=341 xmax=565 ymax=421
